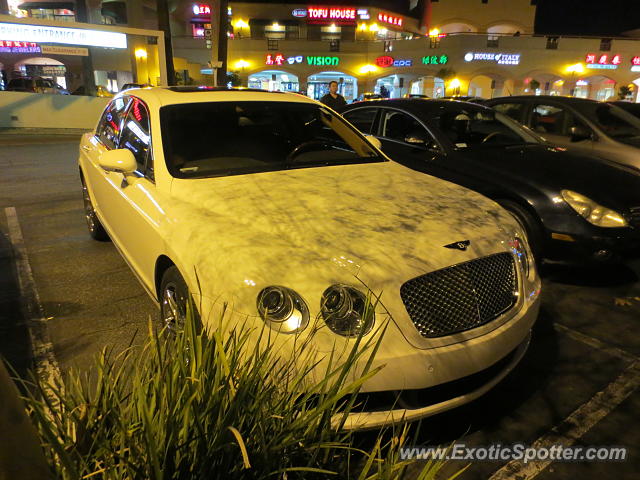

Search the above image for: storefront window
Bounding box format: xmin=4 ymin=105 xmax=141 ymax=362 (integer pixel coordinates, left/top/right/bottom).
xmin=29 ymin=8 xmax=75 ymax=22
xmin=248 ymin=70 xmax=299 ymax=92
xmin=307 ymin=72 xmax=357 ymax=102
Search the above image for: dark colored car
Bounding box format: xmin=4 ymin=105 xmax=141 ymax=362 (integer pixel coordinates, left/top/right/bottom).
xmin=484 ymin=95 xmax=640 ymax=171
xmin=441 ymin=96 xmax=485 ymax=103
xmin=6 ymin=76 xmax=69 ymax=94
xmin=340 ymin=99 xmax=640 ymax=265
xmin=610 ymin=101 xmax=640 ymax=119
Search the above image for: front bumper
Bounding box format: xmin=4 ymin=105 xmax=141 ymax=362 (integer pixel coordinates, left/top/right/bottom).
xmin=335 ymin=331 xmax=532 ymax=431
xmin=544 ymin=225 xmax=640 ymax=264
xmin=331 ymin=288 xmax=540 ymax=430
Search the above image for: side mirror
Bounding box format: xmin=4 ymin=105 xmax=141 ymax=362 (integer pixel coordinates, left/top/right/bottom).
xmin=98 ymin=149 xmax=137 ymax=174
xmin=569 ymin=125 xmax=592 ymax=142
xmin=364 ymin=134 xmax=382 ymax=150
xmin=405 ymin=135 xmax=427 ymax=146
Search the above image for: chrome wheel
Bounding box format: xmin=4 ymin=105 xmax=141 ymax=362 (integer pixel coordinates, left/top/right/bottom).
xmin=82 ymin=182 xmax=98 ymax=233
xmin=162 ymin=283 xmax=186 ymax=334
xmin=80 ymin=178 xmax=109 ymax=241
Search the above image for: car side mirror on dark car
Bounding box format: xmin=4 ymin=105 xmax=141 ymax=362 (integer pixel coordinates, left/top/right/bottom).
xmin=569 ymin=125 xmax=592 ymax=142
xmin=405 ymin=135 xmax=426 ymax=146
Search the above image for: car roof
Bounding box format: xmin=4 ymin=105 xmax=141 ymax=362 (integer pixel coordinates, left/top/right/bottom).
xmin=113 ymin=86 xmax=319 ymax=108
xmin=345 ymin=98 xmax=491 ymax=115
xmin=486 ymin=95 xmax=600 ymax=105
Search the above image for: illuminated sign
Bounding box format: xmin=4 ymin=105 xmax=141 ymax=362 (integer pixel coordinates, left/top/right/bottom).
xmin=375 ymin=55 xmax=394 ymax=67
xmin=266 ymin=53 xmax=339 ymax=66
xmin=292 ymin=8 xmax=307 ymax=17
xmin=193 ymin=4 xmax=211 ymax=15
xmin=307 ymin=6 xmax=357 ymax=24
xmin=0 ymin=22 xmax=127 ymax=48
xmin=422 ymin=54 xmax=448 ymax=65
xmin=41 ymin=45 xmax=88 ymax=56
xmin=306 ymin=55 xmax=339 ymax=66
xmin=585 ymin=53 xmax=620 ymax=69
xmin=464 ymin=51 xmax=520 ymax=65
xmin=576 ymin=80 xmax=589 ymax=86
xmin=377 ymin=12 xmax=403 ymax=27
xmin=375 ymin=55 xmax=412 ymax=67
xmin=357 ymin=8 xmax=370 ymax=20
xmin=0 ymin=40 xmax=40 ymax=53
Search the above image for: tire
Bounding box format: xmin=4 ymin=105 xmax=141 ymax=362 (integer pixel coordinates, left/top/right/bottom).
xmin=159 ymin=266 xmax=191 ymax=334
xmin=497 ymin=199 xmax=544 ymax=264
xmin=81 ymin=176 xmax=109 ymax=241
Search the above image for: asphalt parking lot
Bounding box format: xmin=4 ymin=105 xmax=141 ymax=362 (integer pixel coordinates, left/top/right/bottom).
xmin=1 ymin=135 xmax=639 ymax=479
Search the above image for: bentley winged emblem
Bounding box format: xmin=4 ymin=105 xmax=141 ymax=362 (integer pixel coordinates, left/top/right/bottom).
xmin=443 ymin=240 xmax=471 ymax=251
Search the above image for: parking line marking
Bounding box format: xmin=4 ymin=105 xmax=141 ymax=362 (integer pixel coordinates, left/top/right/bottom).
xmin=5 ymin=207 xmax=62 ymax=397
xmin=488 ymin=360 xmax=640 ymax=480
xmin=554 ymin=322 xmax=638 ymax=362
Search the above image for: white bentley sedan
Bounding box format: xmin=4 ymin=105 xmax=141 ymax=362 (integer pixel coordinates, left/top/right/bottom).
xmin=78 ymin=86 xmax=541 ymax=429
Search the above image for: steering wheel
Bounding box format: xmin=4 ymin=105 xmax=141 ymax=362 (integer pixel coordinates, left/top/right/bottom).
xmin=286 ymin=140 xmax=329 ymax=162
xmin=481 ymin=131 xmax=503 ymax=144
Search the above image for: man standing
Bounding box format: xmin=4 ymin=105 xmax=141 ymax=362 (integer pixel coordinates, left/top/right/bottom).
xmin=320 ymin=81 xmax=347 ymax=109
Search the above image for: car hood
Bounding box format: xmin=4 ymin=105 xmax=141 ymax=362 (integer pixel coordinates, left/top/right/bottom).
xmin=165 ymin=160 xmax=519 ymax=314
xmin=460 ymin=144 xmax=640 ymax=210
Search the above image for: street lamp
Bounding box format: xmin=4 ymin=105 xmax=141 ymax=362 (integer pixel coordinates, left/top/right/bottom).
xmin=565 ymin=63 xmax=585 ymax=97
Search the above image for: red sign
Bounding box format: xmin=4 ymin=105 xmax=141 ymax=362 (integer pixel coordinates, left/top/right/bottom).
xmin=307 ymin=6 xmax=357 ymax=25
xmin=375 ymin=55 xmax=394 ymax=67
xmin=192 ymin=4 xmax=211 ymax=15
xmin=377 ymin=12 xmax=403 ymax=27
xmin=632 ymin=56 xmax=640 ymax=66
xmin=586 ymin=53 xmax=623 ymax=66
xmin=266 ymin=53 xmax=285 ymax=66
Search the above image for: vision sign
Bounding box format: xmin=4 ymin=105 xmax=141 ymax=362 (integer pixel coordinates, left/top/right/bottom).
xmin=307 ymin=6 xmax=357 ymax=25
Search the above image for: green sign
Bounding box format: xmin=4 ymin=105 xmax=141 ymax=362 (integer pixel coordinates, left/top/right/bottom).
xmin=421 ymin=55 xmax=448 ymax=65
xmin=307 ymin=56 xmax=340 ymax=66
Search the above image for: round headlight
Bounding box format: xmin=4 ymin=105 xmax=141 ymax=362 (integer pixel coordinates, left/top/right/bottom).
xmin=257 ymin=286 xmax=309 ymax=334
xmin=510 ymin=236 xmax=531 ymax=278
xmin=321 ymin=285 xmax=375 ymax=337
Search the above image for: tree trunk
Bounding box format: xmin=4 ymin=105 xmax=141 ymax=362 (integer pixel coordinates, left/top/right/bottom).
xmin=217 ymin=0 xmax=229 ymax=86
xmin=157 ymin=0 xmax=176 ymax=85
xmin=74 ymin=0 xmax=97 ymax=95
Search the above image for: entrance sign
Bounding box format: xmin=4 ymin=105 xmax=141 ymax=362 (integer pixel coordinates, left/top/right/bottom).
xmin=0 ymin=22 xmax=127 ymax=48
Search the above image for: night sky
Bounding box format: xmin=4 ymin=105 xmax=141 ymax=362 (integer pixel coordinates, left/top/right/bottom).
xmin=535 ymin=0 xmax=640 ymax=36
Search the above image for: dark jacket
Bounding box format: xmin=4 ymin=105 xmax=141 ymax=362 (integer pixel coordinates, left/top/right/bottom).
xmin=320 ymin=93 xmax=347 ymax=110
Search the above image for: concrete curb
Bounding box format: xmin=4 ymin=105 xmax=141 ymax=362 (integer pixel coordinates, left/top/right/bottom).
xmin=0 ymin=359 xmax=51 ymax=480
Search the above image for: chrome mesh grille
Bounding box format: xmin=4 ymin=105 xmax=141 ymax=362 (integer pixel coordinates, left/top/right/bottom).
xmin=400 ymin=253 xmax=518 ymax=338
xmin=629 ymin=207 xmax=640 ymax=227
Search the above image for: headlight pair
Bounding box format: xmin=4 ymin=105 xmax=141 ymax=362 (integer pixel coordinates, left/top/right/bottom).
xmin=256 ymin=284 xmax=375 ymax=337
xmin=561 ymin=190 xmax=628 ymax=228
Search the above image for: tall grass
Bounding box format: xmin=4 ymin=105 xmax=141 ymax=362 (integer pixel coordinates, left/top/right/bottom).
xmin=17 ymin=301 xmax=463 ymax=479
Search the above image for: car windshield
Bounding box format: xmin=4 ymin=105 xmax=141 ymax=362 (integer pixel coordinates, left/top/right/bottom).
xmin=160 ymin=101 xmax=383 ymax=178
xmin=437 ymin=107 xmax=540 ymax=149
xmin=591 ymin=104 xmax=640 ymax=139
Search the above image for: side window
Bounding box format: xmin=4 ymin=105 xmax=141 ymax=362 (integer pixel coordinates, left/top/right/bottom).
xmin=493 ymin=103 xmax=524 ymax=122
xmin=96 ymin=96 xmax=130 ymax=150
xmin=531 ymin=104 xmax=570 ymax=136
xmin=381 ymin=110 xmax=432 ymax=145
xmin=343 ymin=108 xmax=377 ymax=134
xmin=118 ymin=97 xmax=151 ymax=175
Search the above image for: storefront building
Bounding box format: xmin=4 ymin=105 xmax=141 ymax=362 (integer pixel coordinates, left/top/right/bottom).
xmin=168 ymin=0 xmax=640 ymax=103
